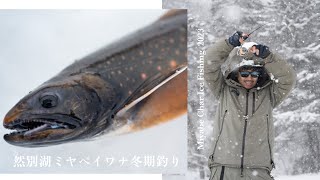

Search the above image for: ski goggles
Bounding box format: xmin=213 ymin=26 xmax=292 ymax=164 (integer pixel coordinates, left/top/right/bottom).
xmin=239 ymin=71 xmax=260 ymax=78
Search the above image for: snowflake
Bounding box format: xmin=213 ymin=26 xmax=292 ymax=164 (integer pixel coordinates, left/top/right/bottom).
xmin=252 ymin=170 xmax=258 ymax=176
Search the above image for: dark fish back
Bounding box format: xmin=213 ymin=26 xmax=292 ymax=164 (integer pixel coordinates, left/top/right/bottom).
xmin=51 ymin=10 xmax=187 ymax=105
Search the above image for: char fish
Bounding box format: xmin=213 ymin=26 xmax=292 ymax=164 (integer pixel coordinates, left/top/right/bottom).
xmin=3 ymin=10 xmax=187 ymax=147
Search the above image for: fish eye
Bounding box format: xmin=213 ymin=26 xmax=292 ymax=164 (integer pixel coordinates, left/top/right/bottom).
xmin=39 ymin=94 xmax=58 ymax=108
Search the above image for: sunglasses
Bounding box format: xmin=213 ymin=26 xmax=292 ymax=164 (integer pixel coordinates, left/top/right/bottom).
xmin=239 ymin=71 xmax=260 ymax=78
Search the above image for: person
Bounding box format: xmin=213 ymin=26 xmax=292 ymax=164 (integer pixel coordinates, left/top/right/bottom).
xmin=204 ymin=31 xmax=296 ymax=180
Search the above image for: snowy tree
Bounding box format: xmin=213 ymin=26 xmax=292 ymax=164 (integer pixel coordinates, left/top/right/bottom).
xmin=268 ymin=0 xmax=320 ymax=174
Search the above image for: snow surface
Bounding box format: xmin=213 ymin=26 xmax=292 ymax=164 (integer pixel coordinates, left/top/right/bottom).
xmin=277 ymin=173 xmax=320 ymax=180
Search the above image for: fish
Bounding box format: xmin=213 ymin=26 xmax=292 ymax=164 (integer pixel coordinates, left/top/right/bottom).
xmin=3 ymin=10 xmax=187 ymax=147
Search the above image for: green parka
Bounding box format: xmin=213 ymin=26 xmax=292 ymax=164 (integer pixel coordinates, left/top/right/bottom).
xmin=204 ymin=39 xmax=296 ymax=174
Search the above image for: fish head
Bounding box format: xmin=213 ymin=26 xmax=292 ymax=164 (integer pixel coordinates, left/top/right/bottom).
xmin=3 ymin=73 xmax=117 ymax=147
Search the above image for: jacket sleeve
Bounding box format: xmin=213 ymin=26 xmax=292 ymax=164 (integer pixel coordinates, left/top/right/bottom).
xmin=204 ymin=39 xmax=234 ymax=99
xmin=264 ymin=53 xmax=296 ymax=108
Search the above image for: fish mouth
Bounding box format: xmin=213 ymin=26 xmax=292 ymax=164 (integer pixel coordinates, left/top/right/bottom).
xmin=3 ymin=114 xmax=82 ymax=147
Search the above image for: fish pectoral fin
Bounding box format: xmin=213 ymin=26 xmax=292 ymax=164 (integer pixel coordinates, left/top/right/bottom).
xmin=123 ymin=66 xmax=187 ymax=108
xmin=115 ymin=67 xmax=187 ymax=131
xmin=117 ymin=66 xmax=187 ymax=117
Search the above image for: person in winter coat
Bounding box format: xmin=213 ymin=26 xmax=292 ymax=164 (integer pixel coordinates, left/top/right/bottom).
xmin=204 ymin=31 xmax=296 ymax=180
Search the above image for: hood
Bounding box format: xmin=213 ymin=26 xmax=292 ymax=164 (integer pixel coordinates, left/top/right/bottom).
xmin=221 ymin=42 xmax=271 ymax=89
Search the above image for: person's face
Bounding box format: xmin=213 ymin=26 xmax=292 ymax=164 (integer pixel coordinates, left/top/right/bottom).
xmin=238 ymin=69 xmax=259 ymax=89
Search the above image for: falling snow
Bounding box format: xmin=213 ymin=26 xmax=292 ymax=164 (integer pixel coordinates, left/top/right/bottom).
xmin=164 ymin=0 xmax=320 ymax=179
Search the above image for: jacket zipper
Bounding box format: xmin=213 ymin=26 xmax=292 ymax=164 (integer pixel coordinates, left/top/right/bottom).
xmin=252 ymin=92 xmax=255 ymax=115
xmin=240 ymin=90 xmax=249 ymax=177
xmin=266 ymin=114 xmax=275 ymax=169
xmin=211 ymin=110 xmax=228 ymax=160
xmin=220 ymin=166 xmax=225 ymax=180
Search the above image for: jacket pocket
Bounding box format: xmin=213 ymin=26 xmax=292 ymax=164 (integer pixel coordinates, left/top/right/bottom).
xmin=266 ymin=115 xmax=275 ymax=169
xmin=209 ymin=166 xmax=218 ymax=180
xmin=209 ymin=166 xmax=225 ymax=180
xmin=210 ymin=110 xmax=228 ymax=162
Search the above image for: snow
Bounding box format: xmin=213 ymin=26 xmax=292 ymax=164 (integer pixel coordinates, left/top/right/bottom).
xmin=164 ymin=0 xmax=320 ymax=178
xmin=260 ymin=0 xmax=276 ymax=6
xmin=297 ymin=70 xmax=318 ymax=83
xmin=275 ymin=99 xmax=320 ymax=125
xmin=252 ymin=170 xmax=259 ymax=176
xmin=220 ymin=5 xmax=243 ymax=23
xmin=277 ymin=173 xmax=320 ymax=180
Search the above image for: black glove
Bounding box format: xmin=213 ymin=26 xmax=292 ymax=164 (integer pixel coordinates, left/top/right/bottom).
xmin=228 ymin=31 xmax=249 ymax=47
xmin=254 ymin=44 xmax=271 ymax=59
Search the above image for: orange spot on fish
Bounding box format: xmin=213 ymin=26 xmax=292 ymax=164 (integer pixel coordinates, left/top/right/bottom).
xmin=157 ymin=66 xmax=162 ymax=71
xmin=170 ymin=60 xmax=177 ymax=68
xmin=141 ymin=73 xmax=147 ymax=80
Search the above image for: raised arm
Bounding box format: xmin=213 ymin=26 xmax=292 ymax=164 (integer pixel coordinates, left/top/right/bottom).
xmin=204 ymin=39 xmax=234 ymax=99
xmin=264 ymin=53 xmax=296 ymax=107
xmin=250 ymin=43 xmax=296 ymax=107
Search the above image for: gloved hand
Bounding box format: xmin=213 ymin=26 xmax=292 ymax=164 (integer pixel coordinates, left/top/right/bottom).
xmin=253 ymin=44 xmax=271 ymax=59
xmin=228 ymin=31 xmax=248 ymax=47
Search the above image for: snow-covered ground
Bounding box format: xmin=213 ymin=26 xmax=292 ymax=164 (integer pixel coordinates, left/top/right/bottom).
xmin=277 ymin=173 xmax=320 ymax=180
